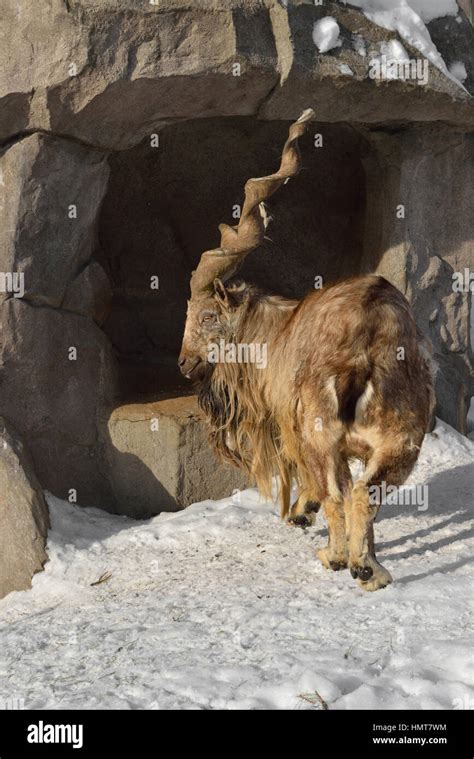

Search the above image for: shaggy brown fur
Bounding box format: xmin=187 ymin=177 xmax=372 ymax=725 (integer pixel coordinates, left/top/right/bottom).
xmin=178 ymin=113 xmax=435 ymax=591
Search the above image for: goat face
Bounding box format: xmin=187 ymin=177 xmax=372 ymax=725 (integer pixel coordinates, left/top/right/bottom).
xmin=178 ymin=279 xmax=246 ymax=380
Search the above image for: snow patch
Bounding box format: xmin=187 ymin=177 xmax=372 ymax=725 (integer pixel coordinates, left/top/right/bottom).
xmin=352 ymin=33 xmax=367 ymax=56
xmin=0 ymin=420 xmax=473 ymax=709
xmin=369 ymin=38 xmax=430 ymax=83
xmin=340 ymin=63 xmax=354 ymax=75
xmin=449 ymin=60 xmax=468 ymax=82
xmin=341 ymin=0 xmax=467 ymax=92
xmin=404 ymin=0 xmax=459 ymax=22
xmin=312 ymin=17 xmax=342 ymax=53
xmin=340 ymin=0 xmax=458 ymax=24
xmin=381 ymin=38 xmax=410 ymax=63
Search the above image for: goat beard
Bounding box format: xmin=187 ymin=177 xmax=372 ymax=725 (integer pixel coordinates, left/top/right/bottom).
xmin=195 ymin=360 xmax=292 ymax=502
xmin=196 ymin=363 xmax=246 ymax=469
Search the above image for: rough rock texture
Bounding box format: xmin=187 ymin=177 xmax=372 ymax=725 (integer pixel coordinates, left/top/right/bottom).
xmin=428 ymin=9 xmax=474 ymax=94
xmin=63 ymin=260 xmax=112 ymax=325
xmin=360 ymin=125 xmax=474 ymax=433
xmin=0 ymin=299 xmax=119 ymax=509
xmin=104 ymin=397 xmax=247 ymax=517
xmin=0 ymin=133 xmax=109 ymax=309
xmin=0 ymin=0 xmax=279 ymax=149
xmin=0 ymin=131 xmax=118 ymax=509
xmin=0 ymin=0 xmax=472 ymax=516
xmin=0 ymin=1 xmax=473 ymax=150
xmin=261 ymin=2 xmax=474 ymax=123
xmin=0 ymin=418 xmax=50 ymax=599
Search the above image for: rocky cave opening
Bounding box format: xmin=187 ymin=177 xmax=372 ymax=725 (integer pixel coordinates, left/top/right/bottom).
xmin=96 ymin=117 xmax=369 ymax=406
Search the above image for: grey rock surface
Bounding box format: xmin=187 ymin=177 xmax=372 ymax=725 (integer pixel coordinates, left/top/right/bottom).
xmin=0 ymin=417 xmax=50 ymax=600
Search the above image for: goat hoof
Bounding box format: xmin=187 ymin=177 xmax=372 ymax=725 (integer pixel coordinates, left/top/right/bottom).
xmin=329 ymin=560 xmax=347 ymax=571
xmin=317 ymin=546 xmax=347 ymax=570
xmin=358 ymin=564 xmax=393 ymax=592
xmin=350 ymin=568 xmax=358 ymax=579
xmin=288 ymin=515 xmax=311 ymax=528
xmin=357 ymin=566 xmax=373 ymax=581
xmin=305 ymin=500 xmax=320 ymax=514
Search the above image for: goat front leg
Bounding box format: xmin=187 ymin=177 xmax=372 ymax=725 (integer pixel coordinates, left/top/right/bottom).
xmin=316 ymin=458 xmax=351 ymax=569
xmin=346 ymin=482 xmax=392 ymax=591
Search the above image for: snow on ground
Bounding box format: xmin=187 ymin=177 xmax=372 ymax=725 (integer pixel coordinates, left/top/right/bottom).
xmin=0 ymin=420 xmax=473 ymax=710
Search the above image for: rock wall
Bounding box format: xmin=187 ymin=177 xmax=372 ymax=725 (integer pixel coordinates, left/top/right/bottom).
xmin=0 ymin=418 xmax=50 ymax=599
xmin=360 ymin=125 xmax=474 ymax=432
xmin=1 ymin=1 xmax=473 ymax=148
xmin=0 ymin=133 xmax=118 ymax=508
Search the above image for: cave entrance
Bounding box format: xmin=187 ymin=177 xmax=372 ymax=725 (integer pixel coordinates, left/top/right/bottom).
xmin=97 ymin=117 xmax=368 ymax=405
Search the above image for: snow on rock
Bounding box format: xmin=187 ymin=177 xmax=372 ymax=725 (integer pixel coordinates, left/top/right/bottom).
xmin=312 ymin=17 xmax=342 ymax=53
xmin=340 ymin=0 xmax=459 ymax=24
xmin=381 ymin=38 xmax=410 ymax=63
xmin=449 ymin=60 xmax=468 ymax=82
xmin=340 ymin=63 xmax=354 ymax=75
xmin=352 ymin=33 xmax=367 ymax=56
xmin=371 ymin=39 xmax=411 ymax=79
xmin=340 ymin=0 xmax=466 ymax=91
xmin=0 ymin=420 xmax=473 ymax=709
xmin=401 ymin=0 xmax=458 ymax=22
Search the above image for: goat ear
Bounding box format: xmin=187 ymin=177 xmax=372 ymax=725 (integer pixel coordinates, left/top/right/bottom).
xmin=214 ymin=278 xmax=229 ymax=305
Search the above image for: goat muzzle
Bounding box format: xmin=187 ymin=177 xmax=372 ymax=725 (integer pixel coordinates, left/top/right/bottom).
xmin=178 ymin=354 xmax=202 ymax=379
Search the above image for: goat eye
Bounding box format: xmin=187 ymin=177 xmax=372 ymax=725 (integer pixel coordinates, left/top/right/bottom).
xmin=201 ymin=314 xmax=216 ymax=324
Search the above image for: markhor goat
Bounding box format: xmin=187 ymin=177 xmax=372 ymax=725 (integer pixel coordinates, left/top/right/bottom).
xmin=178 ymin=110 xmax=435 ymax=591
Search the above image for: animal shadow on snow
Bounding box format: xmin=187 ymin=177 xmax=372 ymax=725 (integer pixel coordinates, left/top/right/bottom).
xmin=375 ymin=462 xmax=474 ymax=584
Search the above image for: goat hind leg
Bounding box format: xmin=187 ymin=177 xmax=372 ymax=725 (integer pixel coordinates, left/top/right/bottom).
xmin=347 ymin=481 xmax=392 ymax=591
xmin=287 ymin=489 xmax=320 ymax=528
xmin=347 ymin=440 xmax=421 ymax=591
